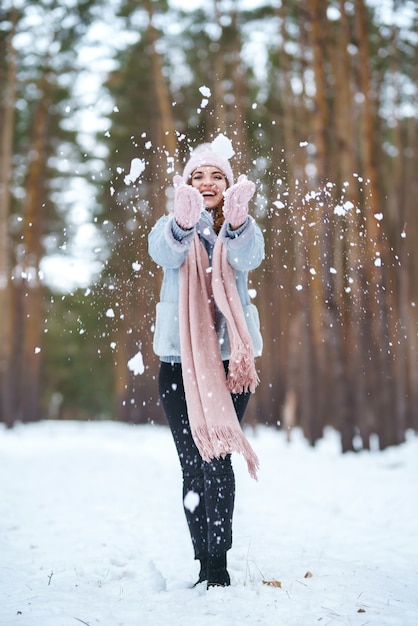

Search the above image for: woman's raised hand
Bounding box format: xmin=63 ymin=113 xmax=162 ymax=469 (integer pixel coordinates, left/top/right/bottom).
xmin=173 ymin=175 xmax=203 ymax=230
xmin=223 ymin=174 xmax=256 ymax=229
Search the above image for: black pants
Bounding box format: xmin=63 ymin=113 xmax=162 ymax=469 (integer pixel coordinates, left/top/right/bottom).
xmin=158 ymin=361 xmax=251 ymax=560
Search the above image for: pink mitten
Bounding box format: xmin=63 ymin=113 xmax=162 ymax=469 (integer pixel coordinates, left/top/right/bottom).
xmin=173 ymin=174 xmax=203 ymax=229
xmin=223 ymin=174 xmax=255 ymax=228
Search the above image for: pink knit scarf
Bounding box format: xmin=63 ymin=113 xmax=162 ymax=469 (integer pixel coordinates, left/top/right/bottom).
xmin=179 ymin=225 xmax=260 ymax=480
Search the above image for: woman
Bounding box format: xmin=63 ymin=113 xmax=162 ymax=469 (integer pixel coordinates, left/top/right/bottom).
xmin=148 ymin=137 xmax=264 ymax=589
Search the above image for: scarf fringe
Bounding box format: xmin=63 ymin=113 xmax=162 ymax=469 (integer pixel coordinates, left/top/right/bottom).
xmin=192 ymin=424 xmax=260 ymax=481
xmin=227 ymin=341 xmax=260 ymax=394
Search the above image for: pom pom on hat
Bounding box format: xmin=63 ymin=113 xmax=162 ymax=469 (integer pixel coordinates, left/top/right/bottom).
xmin=182 ymin=134 xmax=235 ymax=187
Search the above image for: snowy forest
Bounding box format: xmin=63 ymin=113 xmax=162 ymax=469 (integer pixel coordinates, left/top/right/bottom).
xmin=1 ymin=0 xmax=417 ymax=452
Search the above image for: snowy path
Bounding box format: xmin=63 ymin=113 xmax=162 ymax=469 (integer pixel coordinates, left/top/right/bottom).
xmin=1 ymin=420 xmax=417 ymax=626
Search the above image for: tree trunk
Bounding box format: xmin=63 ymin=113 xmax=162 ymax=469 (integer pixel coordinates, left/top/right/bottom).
xmin=355 ymin=0 xmax=397 ymax=448
xmin=387 ymin=0 xmax=408 ymax=443
xmin=19 ymin=74 xmax=49 ymax=422
xmin=146 ymin=1 xmax=177 ymax=169
xmin=305 ymin=0 xmax=335 ymax=442
xmin=331 ymin=0 xmax=364 ymax=450
xmin=228 ymin=7 xmax=250 ymax=172
xmin=0 ymin=8 xmax=18 ymax=427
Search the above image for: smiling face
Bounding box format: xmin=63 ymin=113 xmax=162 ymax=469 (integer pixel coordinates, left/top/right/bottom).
xmin=190 ymin=166 xmax=228 ymax=211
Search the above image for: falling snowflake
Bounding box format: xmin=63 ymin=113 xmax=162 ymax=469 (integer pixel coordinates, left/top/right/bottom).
xmin=211 ymin=134 xmax=235 ymax=159
xmin=124 ymin=158 xmax=146 ymax=185
xmin=128 ymin=350 xmax=145 ymax=376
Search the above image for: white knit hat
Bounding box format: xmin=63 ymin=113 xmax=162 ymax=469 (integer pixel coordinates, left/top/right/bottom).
xmin=182 ymin=134 xmax=235 ymax=187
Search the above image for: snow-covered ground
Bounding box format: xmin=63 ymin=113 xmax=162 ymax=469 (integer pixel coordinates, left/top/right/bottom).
xmin=1 ymin=420 xmax=417 ymax=626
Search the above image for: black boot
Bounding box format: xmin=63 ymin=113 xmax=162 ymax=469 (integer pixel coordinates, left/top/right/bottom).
xmin=207 ymin=553 xmax=230 ymax=588
xmin=193 ymin=557 xmax=208 ymax=586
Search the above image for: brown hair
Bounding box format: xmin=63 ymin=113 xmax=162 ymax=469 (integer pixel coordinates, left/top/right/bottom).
xmin=212 ymin=204 xmax=225 ymax=234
